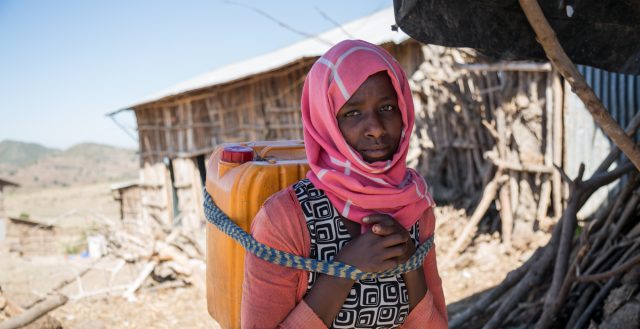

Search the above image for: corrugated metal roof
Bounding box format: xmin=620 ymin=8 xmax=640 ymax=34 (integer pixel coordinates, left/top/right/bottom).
xmin=577 ymin=65 xmax=640 ymax=142
xmin=8 ymin=216 xmax=54 ymax=229
xmin=564 ymin=65 xmax=639 ymax=218
xmin=0 ymin=178 xmax=19 ymax=187
xmin=121 ymin=7 xmax=408 ymax=110
xmin=110 ymin=180 xmax=140 ymax=191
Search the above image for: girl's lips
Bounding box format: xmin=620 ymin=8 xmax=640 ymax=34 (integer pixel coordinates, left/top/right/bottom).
xmin=361 ymin=146 xmax=390 ymax=158
xmin=362 ymin=145 xmax=389 ymax=152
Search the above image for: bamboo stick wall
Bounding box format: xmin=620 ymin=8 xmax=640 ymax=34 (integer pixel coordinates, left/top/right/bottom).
xmin=139 ymin=162 xmax=173 ymax=229
xmin=406 ymin=44 xmax=562 ymax=246
xmin=171 ymin=157 xmax=204 ymax=232
xmin=112 ymin=185 xmax=141 ymax=222
xmin=5 ymin=220 xmax=58 ymax=256
xmin=134 ymin=57 xmax=317 ymax=165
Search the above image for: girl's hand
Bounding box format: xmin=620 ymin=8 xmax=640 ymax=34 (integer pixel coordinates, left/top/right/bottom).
xmin=365 ymin=214 xmax=427 ymax=311
xmin=364 ymin=214 xmax=416 ymax=264
xmin=334 ymin=225 xmax=409 ymax=273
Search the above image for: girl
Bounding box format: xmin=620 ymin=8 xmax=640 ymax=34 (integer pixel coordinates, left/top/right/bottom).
xmin=241 ymin=40 xmax=447 ymax=329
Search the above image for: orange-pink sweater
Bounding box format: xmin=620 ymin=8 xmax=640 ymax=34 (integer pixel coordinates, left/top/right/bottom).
xmin=241 ymin=186 xmax=448 ymax=329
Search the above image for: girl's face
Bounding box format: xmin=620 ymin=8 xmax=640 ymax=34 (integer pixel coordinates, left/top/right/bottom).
xmin=336 ymin=72 xmax=403 ymax=163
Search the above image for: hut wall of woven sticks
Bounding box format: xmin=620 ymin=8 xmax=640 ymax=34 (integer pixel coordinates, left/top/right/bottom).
xmin=113 ymin=7 xmax=636 ymax=247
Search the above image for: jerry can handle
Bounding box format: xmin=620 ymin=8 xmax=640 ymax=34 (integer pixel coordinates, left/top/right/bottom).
xmin=258 ymin=142 xmax=304 ymax=158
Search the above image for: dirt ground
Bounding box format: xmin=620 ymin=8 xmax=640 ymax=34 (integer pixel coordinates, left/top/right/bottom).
xmin=0 ymin=252 xmax=219 ymax=329
xmin=3 ymin=182 xmax=121 ymax=229
xmin=51 ymin=277 xmax=220 ymax=329
xmin=433 ymin=206 xmax=550 ymax=305
xmin=1 ymin=183 xmax=549 ymax=328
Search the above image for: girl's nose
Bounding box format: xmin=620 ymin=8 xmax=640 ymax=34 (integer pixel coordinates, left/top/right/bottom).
xmin=364 ymin=113 xmax=385 ymax=139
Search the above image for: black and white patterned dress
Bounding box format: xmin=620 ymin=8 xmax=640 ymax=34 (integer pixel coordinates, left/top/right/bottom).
xmin=293 ymin=178 xmax=420 ymax=329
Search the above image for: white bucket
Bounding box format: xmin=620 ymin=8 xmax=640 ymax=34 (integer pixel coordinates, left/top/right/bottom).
xmin=0 ymin=218 xmax=5 ymax=242
xmin=87 ymin=234 xmax=107 ymax=258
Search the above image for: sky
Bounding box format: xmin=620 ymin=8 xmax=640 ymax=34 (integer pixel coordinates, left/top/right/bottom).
xmin=0 ymin=0 xmax=392 ymax=150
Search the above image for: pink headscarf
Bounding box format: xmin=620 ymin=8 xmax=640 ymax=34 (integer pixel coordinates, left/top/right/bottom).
xmin=301 ymin=39 xmax=434 ymax=230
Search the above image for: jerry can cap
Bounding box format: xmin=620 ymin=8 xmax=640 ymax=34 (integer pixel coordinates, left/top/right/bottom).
xmin=222 ymin=145 xmax=254 ymax=164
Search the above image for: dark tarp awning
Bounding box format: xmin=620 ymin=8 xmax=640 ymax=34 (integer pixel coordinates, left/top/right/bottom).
xmin=393 ymin=0 xmax=640 ymax=74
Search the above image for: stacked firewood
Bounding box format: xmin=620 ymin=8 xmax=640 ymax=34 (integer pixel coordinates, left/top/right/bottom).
xmin=102 ymin=224 xmax=206 ymax=300
xmin=448 ymin=113 xmax=640 ymax=329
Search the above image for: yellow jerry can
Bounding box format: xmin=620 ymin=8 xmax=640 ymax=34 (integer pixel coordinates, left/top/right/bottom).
xmin=205 ymin=140 xmax=310 ymax=329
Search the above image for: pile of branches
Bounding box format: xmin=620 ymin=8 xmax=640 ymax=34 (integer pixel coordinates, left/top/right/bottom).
xmin=449 ymin=114 xmax=640 ymax=329
xmin=105 ymin=225 xmax=206 ymax=300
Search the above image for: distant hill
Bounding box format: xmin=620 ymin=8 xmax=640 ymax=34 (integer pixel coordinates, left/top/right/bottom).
xmin=0 ymin=140 xmax=139 ymax=188
xmin=0 ymin=140 xmax=59 ymax=167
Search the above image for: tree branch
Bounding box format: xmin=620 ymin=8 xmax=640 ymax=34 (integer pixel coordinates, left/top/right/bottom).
xmin=0 ymin=294 xmax=68 ymax=329
xmin=519 ymin=0 xmax=640 ymax=171
xmin=576 ymin=253 xmax=640 ymax=282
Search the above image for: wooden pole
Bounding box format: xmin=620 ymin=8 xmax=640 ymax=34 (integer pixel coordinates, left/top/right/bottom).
xmin=446 ymin=173 xmax=506 ymax=259
xmin=519 ymin=0 xmax=640 ymax=171
xmin=0 ymin=294 xmax=68 ymax=329
xmin=455 ymin=62 xmax=552 ymax=72
xmin=0 ymin=186 xmax=4 ymax=218
xmin=122 ymin=260 xmax=158 ymax=301
xmin=551 ymin=73 xmax=564 ymax=219
xmin=498 ymin=185 xmax=513 ymax=247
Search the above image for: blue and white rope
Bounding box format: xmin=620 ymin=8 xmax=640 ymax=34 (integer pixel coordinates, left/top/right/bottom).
xmin=203 ymin=189 xmax=434 ymax=280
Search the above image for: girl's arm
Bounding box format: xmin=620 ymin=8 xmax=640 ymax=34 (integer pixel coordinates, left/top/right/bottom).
xmin=400 ymin=207 xmax=448 ymax=328
xmin=300 ymin=275 xmax=355 ymax=326
xmin=402 ymin=265 xmax=428 ymax=310
xmin=241 ymin=190 xmax=327 ymax=329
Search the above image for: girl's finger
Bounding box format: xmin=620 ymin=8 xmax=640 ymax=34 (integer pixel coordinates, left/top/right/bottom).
xmin=362 ymin=214 xmax=395 ymax=225
xmin=380 ymin=245 xmax=406 ymax=260
xmin=379 ymin=259 xmax=399 ymax=271
xmin=364 ymin=215 xmax=397 ymax=237
xmin=372 ymin=224 xmax=396 ymax=236
xmin=380 ymin=232 xmax=409 ymax=247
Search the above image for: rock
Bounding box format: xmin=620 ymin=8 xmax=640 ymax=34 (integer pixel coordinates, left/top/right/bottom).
xmin=599 ymin=298 xmax=640 ymax=329
xmin=600 ymin=279 xmax=639 ymax=329
xmin=621 ymin=267 xmax=640 ymax=285
xmin=603 ymin=284 xmax=636 ymax=316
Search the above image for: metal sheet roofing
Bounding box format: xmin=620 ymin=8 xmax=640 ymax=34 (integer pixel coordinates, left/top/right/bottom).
xmin=0 ymin=178 xmax=19 ymax=187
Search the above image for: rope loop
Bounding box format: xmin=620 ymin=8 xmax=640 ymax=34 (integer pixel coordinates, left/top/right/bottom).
xmin=203 ymin=188 xmax=434 ymax=280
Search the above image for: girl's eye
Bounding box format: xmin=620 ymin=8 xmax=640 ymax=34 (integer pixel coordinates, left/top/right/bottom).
xmin=344 ymin=110 xmax=360 ymax=118
xmin=380 ymin=105 xmax=395 ymax=112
